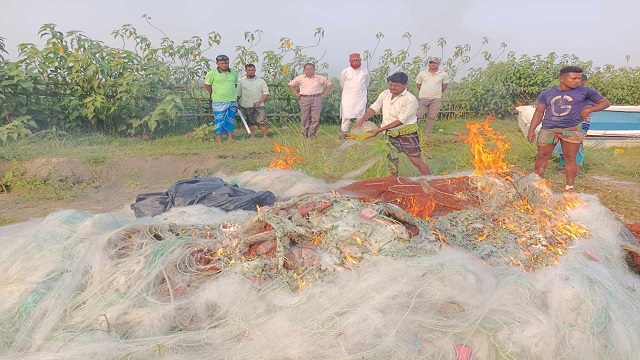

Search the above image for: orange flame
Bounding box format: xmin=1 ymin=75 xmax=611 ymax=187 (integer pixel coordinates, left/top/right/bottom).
xmin=395 ymin=196 xmax=435 ymax=219
xmin=561 ymin=193 xmax=585 ymax=210
xmin=340 ymin=248 xmax=358 ymax=265
xmin=268 ymin=142 xmax=302 ymax=169
xmin=461 ymin=116 xmax=511 ymax=176
xmin=298 ymin=277 xmax=307 ymax=293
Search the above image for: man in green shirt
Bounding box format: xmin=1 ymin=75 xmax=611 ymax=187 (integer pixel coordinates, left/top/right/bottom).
xmin=204 ymin=55 xmax=239 ymax=143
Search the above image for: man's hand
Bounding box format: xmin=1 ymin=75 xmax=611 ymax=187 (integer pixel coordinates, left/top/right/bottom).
xmin=580 ymin=105 xmax=593 ymax=121
xmin=367 ymin=129 xmax=381 ymax=137
xmin=527 ymin=131 xmax=536 ymax=143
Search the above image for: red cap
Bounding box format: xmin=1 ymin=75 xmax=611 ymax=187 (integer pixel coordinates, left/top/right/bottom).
xmin=349 ymin=53 xmax=361 ymax=60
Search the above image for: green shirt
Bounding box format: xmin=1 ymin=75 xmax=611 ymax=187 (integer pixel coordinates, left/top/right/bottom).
xmin=204 ymin=68 xmax=239 ymax=102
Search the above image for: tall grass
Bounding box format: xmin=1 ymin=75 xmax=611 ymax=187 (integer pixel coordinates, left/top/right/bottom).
xmin=1 ymin=116 xmax=639 ymax=221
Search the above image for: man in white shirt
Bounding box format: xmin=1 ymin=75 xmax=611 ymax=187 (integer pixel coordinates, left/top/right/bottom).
xmin=339 ymin=53 xmax=369 ymax=139
xmin=415 ymin=57 xmax=449 ymax=135
xmin=237 ymin=64 xmax=270 ymax=138
xmin=354 ymin=72 xmax=431 ymax=176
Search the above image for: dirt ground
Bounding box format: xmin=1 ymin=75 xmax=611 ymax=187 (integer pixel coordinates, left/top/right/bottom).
xmin=0 ymin=155 xmax=230 ymax=224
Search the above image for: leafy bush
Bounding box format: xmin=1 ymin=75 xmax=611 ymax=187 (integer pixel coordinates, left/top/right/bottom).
xmin=450 ymin=52 xmax=639 ymax=117
xmin=1 ymin=21 xmax=638 ymax=141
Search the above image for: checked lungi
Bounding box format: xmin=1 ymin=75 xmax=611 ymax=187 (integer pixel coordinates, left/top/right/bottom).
xmin=388 ymin=133 xmax=422 ymax=158
xmin=383 ymin=123 xmax=423 ymax=176
xmin=386 ymin=123 xmax=422 ymax=158
xmin=212 ymin=101 xmax=238 ymax=135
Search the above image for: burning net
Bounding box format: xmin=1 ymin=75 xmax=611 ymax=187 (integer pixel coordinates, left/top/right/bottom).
xmin=1 ymin=119 xmax=640 ymax=359
xmin=1 ymin=178 xmax=639 ymax=359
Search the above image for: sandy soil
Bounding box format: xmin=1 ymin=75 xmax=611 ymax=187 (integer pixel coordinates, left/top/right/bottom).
xmin=0 ymin=155 xmax=229 ymax=224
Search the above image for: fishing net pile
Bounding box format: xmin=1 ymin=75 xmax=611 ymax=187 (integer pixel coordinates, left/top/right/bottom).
xmin=338 ymin=173 xmax=590 ymax=271
xmin=1 ymin=169 xmax=640 ymax=360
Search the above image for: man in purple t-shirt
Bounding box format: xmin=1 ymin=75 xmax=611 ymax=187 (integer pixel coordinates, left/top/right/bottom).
xmin=527 ymin=66 xmax=610 ymax=192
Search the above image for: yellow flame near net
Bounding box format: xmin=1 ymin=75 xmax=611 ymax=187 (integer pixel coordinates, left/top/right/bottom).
xmin=395 ymin=196 xmax=436 ymax=220
xmin=461 ymin=116 xmax=511 ymax=176
xmin=268 ymin=142 xmax=302 ymax=170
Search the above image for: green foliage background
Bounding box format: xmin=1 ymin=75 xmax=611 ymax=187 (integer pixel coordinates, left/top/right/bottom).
xmin=1 ymin=22 xmax=638 ymax=143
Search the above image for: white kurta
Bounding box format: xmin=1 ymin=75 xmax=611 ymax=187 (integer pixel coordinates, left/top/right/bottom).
xmin=340 ymin=67 xmax=370 ymax=119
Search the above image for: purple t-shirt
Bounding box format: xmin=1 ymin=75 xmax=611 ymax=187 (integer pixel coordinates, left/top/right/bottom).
xmin=537 ymin=86 xmax=604 ymax=129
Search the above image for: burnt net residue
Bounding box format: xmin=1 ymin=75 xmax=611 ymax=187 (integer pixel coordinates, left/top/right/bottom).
xmin=337 ymin=175 xmax=480 ymax=218
xmin=338 ymin=172 xmax=594 ymax=270
xmin=1 ymin=169 xmax=640 ymax=359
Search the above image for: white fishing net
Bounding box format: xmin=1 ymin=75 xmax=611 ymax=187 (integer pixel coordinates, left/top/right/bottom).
xmin=1 ymin=170 xmax=639 ymax=360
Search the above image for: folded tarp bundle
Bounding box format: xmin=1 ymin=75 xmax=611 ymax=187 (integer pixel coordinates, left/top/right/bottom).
xmin=131 ymin=177 xmax=277 ymax=217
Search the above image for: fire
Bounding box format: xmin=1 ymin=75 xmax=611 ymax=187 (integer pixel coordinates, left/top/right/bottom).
xmin=340 ymin=248 xmax=358 ymax=265
xmin=395 ymin=196 xmax=435 ymax=219
xmin=560 ymin=193 xmax=585 ymax=210
xmin=461 ymin=116 xmax=511 ymax=176
xmin=268 ymin=142 xmax=302 ymax=169
xmin=553 ymin=222 xmax=588 ymax=240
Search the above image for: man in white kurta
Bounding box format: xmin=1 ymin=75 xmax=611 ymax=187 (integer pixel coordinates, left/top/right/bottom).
xmin=339 ymin=53 xmax=369 ymax=138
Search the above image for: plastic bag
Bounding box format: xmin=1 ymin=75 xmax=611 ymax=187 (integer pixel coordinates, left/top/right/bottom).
xmin=349 ymin=121 xmax=378 ymax=140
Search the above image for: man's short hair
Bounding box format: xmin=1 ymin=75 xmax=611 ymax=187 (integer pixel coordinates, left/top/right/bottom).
xmin=215 ymin=55 xmax=230 ymax=62
xmin=559 ymin=66 xmax=583 ymax=76
xmin=303 ymin=63 xmax=315 ymax=69
xmin=245 ymin=63 xmax=256 ymax=69
xmin=386 ymin=72 xmax=409 ymax=84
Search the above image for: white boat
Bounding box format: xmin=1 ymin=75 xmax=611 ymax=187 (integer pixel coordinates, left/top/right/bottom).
xmin=516 ymin=105 xmax=640 ymax=148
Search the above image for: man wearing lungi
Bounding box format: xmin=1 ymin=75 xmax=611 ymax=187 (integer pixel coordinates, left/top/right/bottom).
xmin=354 ymin=72 xmax=431 ymax=176
xmin=204 ymin=55 xmax=239 ymax=143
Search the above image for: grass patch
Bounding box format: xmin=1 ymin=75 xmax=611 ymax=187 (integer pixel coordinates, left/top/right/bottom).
xmin=1 ymin=116 xmax=639 ymax=222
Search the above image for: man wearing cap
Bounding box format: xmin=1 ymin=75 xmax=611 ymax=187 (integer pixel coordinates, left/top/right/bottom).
xmin=354 ymin=72 xmax=431 ymax=176
xmin=204 ymin=55 xmax=239 ymax=143
xmin=288 ymin=63 xmax=333 ymax=139
xmin=415 ymin=57 xmax=450 ymax=135
xmin=339 ymin=53 xmax=370 ymax=139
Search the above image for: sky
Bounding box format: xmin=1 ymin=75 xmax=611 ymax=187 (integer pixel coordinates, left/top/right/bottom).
xmin=1 ymin=0 xmax=638 ymax=79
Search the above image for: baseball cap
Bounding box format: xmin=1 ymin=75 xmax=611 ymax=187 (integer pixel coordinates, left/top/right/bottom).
xmin=215 ymin=55 xmax=229 ymax=61
xmin=428 ymin=57 xmax=441 ymax=64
